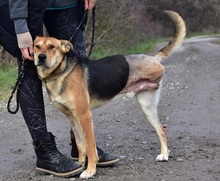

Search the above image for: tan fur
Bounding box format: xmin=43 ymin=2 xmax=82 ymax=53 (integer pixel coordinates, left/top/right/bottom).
xmin=155 ymin=11 xmax=186 ymax=62
xmin=33 ymin=10 xmax=186 ymax=179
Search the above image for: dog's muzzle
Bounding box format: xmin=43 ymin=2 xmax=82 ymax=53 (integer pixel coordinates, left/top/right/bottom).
xmin=37 ymin=53 xmax=47 ymax=65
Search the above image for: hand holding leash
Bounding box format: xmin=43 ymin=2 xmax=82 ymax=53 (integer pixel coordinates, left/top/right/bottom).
xmin=84 ymin=0 xmax=96 ymax=10
xmin=16 ymin=32 xmax=34 ymax=61
xmin=20 ymin=47 xmax=34 ymax=61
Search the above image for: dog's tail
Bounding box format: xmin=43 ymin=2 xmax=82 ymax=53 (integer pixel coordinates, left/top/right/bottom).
xmin=155 ymin=10 xmax=186 ymax=62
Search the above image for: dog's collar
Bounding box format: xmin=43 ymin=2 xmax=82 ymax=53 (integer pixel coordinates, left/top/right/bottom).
xmin=40 ymin=57 xmax=77 ymax=83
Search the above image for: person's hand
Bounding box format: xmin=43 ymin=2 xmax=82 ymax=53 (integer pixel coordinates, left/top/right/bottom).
xmin=16 ymin=32 xmax=34 ymax=61
xmin=84 ymin=0 xmax=97 ymax=10
xmin=20 ymin=47 xmax=34 ymax=61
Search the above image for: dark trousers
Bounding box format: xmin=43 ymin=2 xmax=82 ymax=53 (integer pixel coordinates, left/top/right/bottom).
xmin=0 ymin=1 xmax=86 ymax=141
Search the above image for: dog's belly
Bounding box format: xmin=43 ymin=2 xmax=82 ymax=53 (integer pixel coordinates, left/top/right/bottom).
xmin=89 ymin=98 xmax=109 ymax=110
xmin=121 ymin=80 xmax=161 ymax=93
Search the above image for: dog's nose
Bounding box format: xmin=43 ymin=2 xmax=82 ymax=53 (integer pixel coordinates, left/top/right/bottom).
xmin=38 ymin=53 xmax=47 ymax=62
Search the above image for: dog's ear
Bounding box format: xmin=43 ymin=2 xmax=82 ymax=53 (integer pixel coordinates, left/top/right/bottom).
xmin=60 ymin=40 xmax=74 ymax=53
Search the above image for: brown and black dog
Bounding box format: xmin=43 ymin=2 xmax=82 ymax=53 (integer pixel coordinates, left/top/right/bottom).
xmin=33 ymin=11 xmax=186 ymax=179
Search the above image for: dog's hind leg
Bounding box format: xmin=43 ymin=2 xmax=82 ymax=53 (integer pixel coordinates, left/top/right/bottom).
xmin=136 ymin=88 xmax=169 ymax=161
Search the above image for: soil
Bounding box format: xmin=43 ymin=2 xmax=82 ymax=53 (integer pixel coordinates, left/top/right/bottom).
xmin=0 ymin=36 xmax=220 ymax=181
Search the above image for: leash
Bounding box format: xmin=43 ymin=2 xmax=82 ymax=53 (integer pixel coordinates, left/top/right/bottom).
xmin=7 ymin=57 xmax=27 ymax=114
xmin=68 ymin=9 xmax=88 ymax=43
xmin=69 ymin=7 xmax=96 ymax=58
xmin=87 ymin=7 xmax=96 ymax=58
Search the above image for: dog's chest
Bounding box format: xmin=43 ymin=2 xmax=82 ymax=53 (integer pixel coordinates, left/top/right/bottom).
xmin=45 ymin=82 xmax=64 ymax=102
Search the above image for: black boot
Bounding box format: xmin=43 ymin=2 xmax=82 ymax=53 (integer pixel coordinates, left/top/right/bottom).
xmin=33 ymin=132 xmax=83 ymax=177
xmin=70 ymin=130 xmax=120 ymax=166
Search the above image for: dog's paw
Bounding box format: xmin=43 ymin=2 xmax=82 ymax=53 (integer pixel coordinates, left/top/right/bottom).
xmin=156 ymin=150 xmax=170 ymax=162
xmin=80 ymin=169 xmax=96 ymax=179
xmin=156 ymin=154 xmax=169 ymax=161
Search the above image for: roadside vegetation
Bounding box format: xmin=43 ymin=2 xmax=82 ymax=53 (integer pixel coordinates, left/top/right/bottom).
xmin=0 ymin=66 xmax=17 ymax=100
xmin=0 ymin=0 xmax=219 ymax=100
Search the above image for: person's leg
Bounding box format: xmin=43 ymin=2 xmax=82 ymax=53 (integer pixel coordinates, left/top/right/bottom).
xmin=44 ymin=7 xmax=119 ymax=166
xmin=17 ymin=59 xmax=83 ymax=176
xmin=0 ymin=0 xmax=48 ymax=141
xmin=0 ymin=2 xmax=83 ymax=176
xmin=44 ymin=7 xmax=86 ymax=57
xmin=17 ymin=58 xmax=48 ymax=141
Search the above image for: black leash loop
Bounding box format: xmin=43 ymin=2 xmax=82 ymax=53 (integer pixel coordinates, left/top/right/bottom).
xmin=7 ymin=57 xmax=27 ymax=114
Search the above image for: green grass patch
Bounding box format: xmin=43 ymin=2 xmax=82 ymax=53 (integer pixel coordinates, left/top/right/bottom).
xmin=0 ymin=66 xmax=18 ymax=100
xmin=187 ymin=32 xmax=220 ymax=38
xmin=124 ymin=38 xmax=170 ymax=55
xmin=90 ymin=37 xmax=170 ymax=59
xmin=187 ymin=32 xmax=220 ymax=45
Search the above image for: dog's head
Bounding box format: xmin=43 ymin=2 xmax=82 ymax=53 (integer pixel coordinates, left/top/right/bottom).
xmin=33 ymin=36 xmax=73 ymax=79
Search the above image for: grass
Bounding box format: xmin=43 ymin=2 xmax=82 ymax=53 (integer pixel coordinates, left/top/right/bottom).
xmin=187 ymin=32 xmax=220 ymax=38
xmin=0 ymin=67 xmax=18 ymax=100
xmin=124 ymin=38 xmax=170 ymax=54
xmin=188 ymin=32 xmax=220 ymax=45
xmin=90 ymin=37 xmax=169 ymax=59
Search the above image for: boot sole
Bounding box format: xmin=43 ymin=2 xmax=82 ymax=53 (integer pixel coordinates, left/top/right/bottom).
xmin=36 ymin=165 xmax=84 ymax=177
xmin=71 ymin=157 xmax=120 ymax=167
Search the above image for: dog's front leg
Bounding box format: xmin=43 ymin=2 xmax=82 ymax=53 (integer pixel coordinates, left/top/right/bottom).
xmin=68 ymin=103 xmax=98 ymax=179
xmin=75 ymin=110 xmax=98 ymax=179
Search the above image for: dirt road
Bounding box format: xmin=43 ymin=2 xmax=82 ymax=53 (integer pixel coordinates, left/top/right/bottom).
xmin=0 ymin=36 xmax=220 ymax=181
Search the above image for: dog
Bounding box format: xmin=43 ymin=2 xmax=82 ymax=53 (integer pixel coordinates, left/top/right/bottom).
xmin=33 ymin=10 xmax=186 ymax=179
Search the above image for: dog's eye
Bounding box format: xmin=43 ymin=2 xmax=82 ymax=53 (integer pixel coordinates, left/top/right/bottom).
xmin=35 ymin=45 xmax=40 ymax=49
xmin=48 ymin=45 xmax=55 ymax=49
